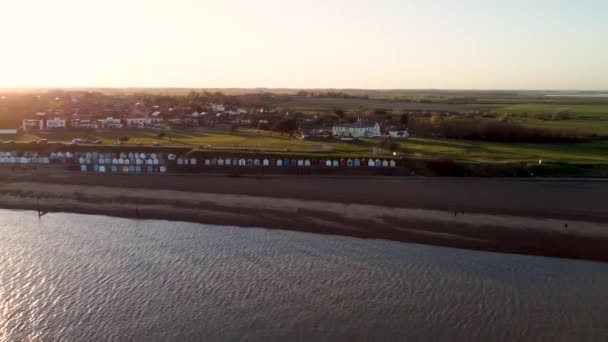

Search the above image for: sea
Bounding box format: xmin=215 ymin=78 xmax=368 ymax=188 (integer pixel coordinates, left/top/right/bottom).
xmin=1 ymin=209 xmax=607 ymax=341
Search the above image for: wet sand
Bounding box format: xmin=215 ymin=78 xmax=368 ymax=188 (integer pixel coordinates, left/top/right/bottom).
xmin=1 ymin=170 xmax=607 ymax=261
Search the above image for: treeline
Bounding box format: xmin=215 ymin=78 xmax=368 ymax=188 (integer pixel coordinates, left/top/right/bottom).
xmin=410 ymin=117 xmax=586 ymax=143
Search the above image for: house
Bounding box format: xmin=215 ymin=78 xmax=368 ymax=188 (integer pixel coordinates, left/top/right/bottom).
xmin=22 ymin=119 xmax=44 ymax=131
xmin=125 ymin=117 xmax=163 ymax=128
xmin=46 ymin=118 xmax=67 ymax=129
xmin=211 ymin=104 xmax=225 ymax=112
xmin=332 ymin=120 xmax=381 ymax=138
xmin=0 ymin=129 xmax=17 ymax=135
xmin=72 ymin=119 xmax=98 ymax=129
xmin=388 ymin=130 xmax=410 ymax=139
xmin=98 ymin=117 xmax=123 ymax=129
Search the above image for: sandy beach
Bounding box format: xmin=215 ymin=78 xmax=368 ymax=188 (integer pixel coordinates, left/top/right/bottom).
xmin=1 ymin=169 xmax=607 ymax=261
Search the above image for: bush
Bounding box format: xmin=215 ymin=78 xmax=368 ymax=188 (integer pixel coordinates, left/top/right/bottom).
xmin=119 ymin=136 xmax=129 ymax=142
xmin=377 ymin=138 xmax=399 ymax=151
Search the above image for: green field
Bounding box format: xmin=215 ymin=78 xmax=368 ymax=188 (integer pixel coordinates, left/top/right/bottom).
xmin=497 ymin=104 xmax=608 ymax=118
xmin=396 ymin=138 xmax=608 ymax=164
xmin=3 ymin=128 xmax=608 ymax=166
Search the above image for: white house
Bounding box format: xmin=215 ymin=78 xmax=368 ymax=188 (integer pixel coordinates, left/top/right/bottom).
xmin=46 ymin=118 xmax=67 ymax=129
xmin=388 ymin=130 xmax=410 ymax=139
xmin=332 ymin=120 xmax=381 ymax=138
xmin=22 ymin=119 xmax=44 ymax=131
xmin=211 ymin=104 xmax=225 ymax=112
xmin=98 ymin=117 xmax=123 ymax=129
xmin=125 ymin=117 xmax=164 ymax=128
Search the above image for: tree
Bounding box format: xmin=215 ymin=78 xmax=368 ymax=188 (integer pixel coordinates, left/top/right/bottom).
xmin=400 ymin=113 xmax=409 ymax=127
xmin=157 ymin=132 xmax=166 ymax=139
xmin=274 ymin=118 xmax=298 ymax=136
xmin=296 ymin=90 xmax=309 ymax=96
xmin=333 ymin=108 xmax=346 ymax=118
xmin=120 ymin=136 xmax=130 ymax=142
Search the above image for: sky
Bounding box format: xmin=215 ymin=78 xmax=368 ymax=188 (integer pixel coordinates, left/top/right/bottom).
xmin=0 ymin=0 xmax=606 ymax=90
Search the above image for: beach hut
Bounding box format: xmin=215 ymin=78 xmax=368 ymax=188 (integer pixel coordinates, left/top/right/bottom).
xmin=332 ymin=160 xmax=339 ymax=167
xmin=203 ymin=159 xmax=210 ymax=166
xmin=276 ymin=159 xmax=283 ymax=167
xmin=297 ymin=160 xmax=303 ymax=167
xmin=347 ymin=159 xmax=353 ymax=167
xmin=225 ymin=158 xmax=232 ymax=166
xmin=325 ymin=160 xmax=332 ymax=167
xmin=367 ymin=159 xmax=375 ymax=167
xmin=339 ymin=159 xmax=346 ymax=168
xmin=239 ymin=159 xmax=246 ymax=166
xmin=253 ymin=159 xmax=260 ymax=166
xmin=382 ymin=160 xmax=389 ymax=168
xmin=41 ymin=157 xmax=50 ymax=164
xmin=111 ymin=158 xmax=118 ymax=165
xmin=79 ymin=157 xmax=85 ymax=164
xmin=246 ymin=159 xmax=253 ymax=166
xmin=99 ymin=165 xmax=106 ymax=173
xmin=153 ymin=159 xmax=160 ymax=165
xmin=126 ymin=159 xmax=132 ymax=165
xmin=120 ymin=166 xmax=127 ymax=173
xmin=94 ymin=165 xmax=100 ymax=172
xmin=168 ymin=154 xmax=176 ymax=160
xmin=85 ymin=152 xmax=92 ymax=160
xmin=9 ymin=156 xmax=16 ymax=164
xmin=147 ymin=166 xmax=153 ymax=173
xmin=210 ymin=158 xmax=217 ymax=166
xmin=129 ymin=165 xmax=135 ymax=172
xmin=281 ymin=159 xmax=289 ymax=167
xmin=119 ymin=153 xmax=126 ymax=160
xmin=218 ymin=158 xmax=225 ymax=166
xmin=159 ymin=165 xmax=167 ymax=173
xmin=111 ymin=166 xmax=118 ymax=173
xmin=92 ymin=152 xmax=99 ymax=161
xmin=135 ymin=165 xmax=141 ymax=173
xmin=291 ymin=159 xmax=297 ymax=167
xmin=390 ymin=160 xmax=396 ymax=167
xmin=305 ymin=160 xmax=311 ymax=167
xmin=375 ymin=159 xmax=381 ymax=167
xmin=261 ymin=159 xmax=269 ymax=166
xmin=190 ymin=158 xmax=196 ymax=165
xmin=80 ymin=165 xmax=87 ymax=172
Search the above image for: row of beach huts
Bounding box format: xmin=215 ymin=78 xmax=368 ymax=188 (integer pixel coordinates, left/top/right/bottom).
xmin=0 ymin=151 xmax=399 ymax=173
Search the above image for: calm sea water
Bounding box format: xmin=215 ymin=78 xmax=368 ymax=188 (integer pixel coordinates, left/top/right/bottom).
xmin=1 ymin=210 xmax=607 ymax=341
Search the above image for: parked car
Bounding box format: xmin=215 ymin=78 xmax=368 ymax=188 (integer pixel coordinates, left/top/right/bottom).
xmin=38 ymin=139 xmax=48 ymax=144
xmin=94 ymin=140 xmax=103 ymax=144
xmin=152 ymin=142 xmax=161 ymax=146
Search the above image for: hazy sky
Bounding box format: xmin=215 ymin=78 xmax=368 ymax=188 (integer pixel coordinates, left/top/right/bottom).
xmin=1 ymin=0 xmax=606 ymax=89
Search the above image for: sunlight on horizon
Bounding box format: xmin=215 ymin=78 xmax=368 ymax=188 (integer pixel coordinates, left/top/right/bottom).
xmin=0 ymin=0 xmax=606 ymax=90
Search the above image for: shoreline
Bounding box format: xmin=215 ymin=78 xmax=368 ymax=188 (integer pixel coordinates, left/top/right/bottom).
xmin=1 ymin=176 xmax=608 ymax=262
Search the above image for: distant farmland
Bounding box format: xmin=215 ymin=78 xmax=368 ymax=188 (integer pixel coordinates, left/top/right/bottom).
xmin=272 ymin=96 xmax=494 ymax=112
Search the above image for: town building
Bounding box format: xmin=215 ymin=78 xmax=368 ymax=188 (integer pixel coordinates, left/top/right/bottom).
xmin=22 ymin=119 xmax=44 ymax=131
xmin=332 ymin=120 xmax=381 ymax=138
xmin=46 ymin=118 xmax=67 ymax=129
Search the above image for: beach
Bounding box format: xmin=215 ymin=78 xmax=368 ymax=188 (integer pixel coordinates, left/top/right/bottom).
xmin=1 ymin=169 xmax=607 ymax=261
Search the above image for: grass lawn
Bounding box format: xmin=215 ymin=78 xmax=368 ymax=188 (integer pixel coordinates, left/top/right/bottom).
xmin=396 ymin=138 xmax=608 ymax=164
xmin=6 ymin=129 xmax=321 ymax=149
